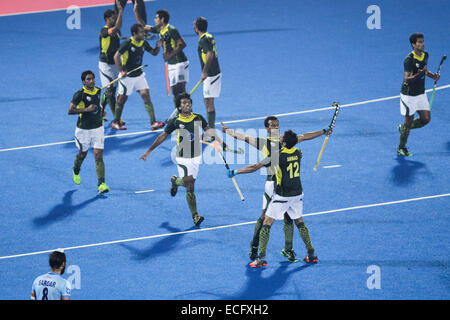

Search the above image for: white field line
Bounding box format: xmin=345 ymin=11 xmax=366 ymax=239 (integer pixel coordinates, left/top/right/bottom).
xmin=323 ymin=165 xmax=342 ymax=169
xmin=1 ymin=192 xmax=448 ymax=261
xmin=1 ymin=84 xmax=449 ymax=153
xmin=135 ymin=189 xmax=154 ymax=194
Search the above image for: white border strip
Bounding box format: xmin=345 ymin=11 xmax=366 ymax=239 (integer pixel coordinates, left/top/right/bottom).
xmin=1 ymin=192 xmax=448 ymax=260
xmin=0 ymin=0 xmax=155 ymax=17
xmin=1 ymin=84 xmax=449 ymax=153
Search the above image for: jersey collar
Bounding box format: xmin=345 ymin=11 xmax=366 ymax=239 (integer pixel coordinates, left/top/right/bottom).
xmin=177 ymin=113 xmax=197 ymax=123
xmin=131 ymin=37 xmax=144 ymax=47
xmin=83 ymin=86 xmax=99 ymax=95
xmin=160 ymin=24 xmax=170 ymax=35
xmin=411 ymin=50 xmax=425 ymax=61
xmin=281 ymin=147 xmax=297 ymax=154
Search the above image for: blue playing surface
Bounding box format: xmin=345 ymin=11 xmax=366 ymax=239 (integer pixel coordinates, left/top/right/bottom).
xmin=0 ymin=0 xmax=449 ymax=300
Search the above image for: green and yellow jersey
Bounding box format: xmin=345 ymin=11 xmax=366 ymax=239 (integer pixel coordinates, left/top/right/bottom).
xmin=274 ymin=147 xmax=303 ymax=197
xmin=71 ymin=87 xmax=103 ymax=130
xmin=99 ymin=25 xmax=121 ymax=65
xmin=159 ymin=24 xmax=188 ymax=65
xmin=401 ymin=51 xmax=429 ymax=96
xmin=197 ymin=32 xmax=221 ymax=77
xmin=164 ymin=113 xmax=208 ymax=158
xmin=256 ymin=137 xmax=281 ymax=181
xmin=117 ymin=37 xmax=154 ymax=77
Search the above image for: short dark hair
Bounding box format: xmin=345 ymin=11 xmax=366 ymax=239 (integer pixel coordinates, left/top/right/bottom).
xmin=264 ymin=116 xmax=279 ymax=128
xmin=104 ymin=9 xmax=116 ymax=21
xmin=409 ymin=33 xmax=424 ymax=46
xmin=283 ymin=130 xmax=297 ymax=149
xmin=81 ymin=70 xmax=95 ymax=81
xmin=175 ymin=92 xmax=192 ymax=109
xmin=195 ymin=17 xmax=208 ymax=32
xmin=49 ymin=251 xmax=66 ymax=270
xmin=156 ymin=9 xmax=170 ymax=24
xmin=131 ymin=23 xmax=144 ymax=36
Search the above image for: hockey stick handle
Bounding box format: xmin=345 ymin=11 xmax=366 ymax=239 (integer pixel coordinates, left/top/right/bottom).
xmin=326 ymin=102 xmax=340 ymax=137
xmin=200 ymin=140 xmax=245 ymax=201
xmin=100 ymin=64 xmax=148 ymax=90
xmin=433 ymin=55 xmax=447 ymax=85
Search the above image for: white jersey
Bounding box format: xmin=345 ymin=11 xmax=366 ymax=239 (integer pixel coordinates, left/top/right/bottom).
xmin=31 ymin=272 xmax=71 ymax=300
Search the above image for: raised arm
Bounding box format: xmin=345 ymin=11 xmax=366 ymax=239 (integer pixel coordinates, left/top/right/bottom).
xmin=140 ymin=131 xmax=169 ymax=160
xmin=221 ymin=122 xmax=259 ymax=148
xmin=109 ymin=0 xmax=123 ymax=34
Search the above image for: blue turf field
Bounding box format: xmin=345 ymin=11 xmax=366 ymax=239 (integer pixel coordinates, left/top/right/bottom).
xmin=0 ymin=0 xmax=449 ymax=300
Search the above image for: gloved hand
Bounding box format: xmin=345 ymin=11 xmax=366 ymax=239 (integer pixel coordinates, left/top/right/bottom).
xmin=323 ymin=126 xmax=333 ymax=135
xmin=227 ymin=169 xmax=237 ymax=178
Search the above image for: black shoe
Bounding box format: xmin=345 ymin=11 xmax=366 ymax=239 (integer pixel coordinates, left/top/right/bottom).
xmin=170 ymin=175 xmax=178 ymax=197
xmin=193 ymin=214 xmax=204 ymax=227
xmin=281 ymin=248 xmax=299 ymax=262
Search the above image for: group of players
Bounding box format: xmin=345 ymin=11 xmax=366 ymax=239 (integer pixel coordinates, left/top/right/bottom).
xmin=31 ymin=0 xmax=443 ymax=299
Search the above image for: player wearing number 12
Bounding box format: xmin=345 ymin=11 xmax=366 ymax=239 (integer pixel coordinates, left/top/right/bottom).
xmin=31 ymin=251 xmax=71 ymax=300
xmin=227 ymin=130 xmax=318 ymax=267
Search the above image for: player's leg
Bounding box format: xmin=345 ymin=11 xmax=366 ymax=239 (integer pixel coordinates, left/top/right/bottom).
xmin=294 ymin=216 xmax=318 ymax=263
xmin=73 ymin=128 xmax=89 ymax=184
xmin=249 ymin=181 xmax=273 ymax=260
xmin=398 ymin=94 xmax=415 ymax=156
xmin=280 ymin=213 xmax=298 ymax=262
xmin=92 ymin=126 xmax=109 ymax=193
xmin=203 ymin=73 xmax=221 ymax=130
xmin=412 ymin=109 xmax=430 ymax=129
xmin=175 ymin=157 xmax=203 ymax=226
xmin=113 ymin=79 xmax=130 ymax=129
xmin=249 ymin=214 xmax=275 ymax=267
xmin=136 ymin=75 xmax=164 ymax=130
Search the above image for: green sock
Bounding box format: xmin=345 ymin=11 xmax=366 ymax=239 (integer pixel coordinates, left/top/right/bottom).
xmin=250 ymin=217 xmax=264 ymax=248
xmin=186 ymin=191 xmax=198 ymax=218
xmin=175 ymin=177 xmax=185 ymax=187
xmin=283 ymin=218 xmax=294 ymax=251
xmin=95 ymin=161 xmax=105 ymax=186
xmin=398 ymin=123 xmax=411 ymax=149
xmin=411 ymin=118 xmax=425 ymax=129
xmin=207 ymin=110 xmax=216 ymax=128
xmin=73 ymin=155 xmax=84 ymax=175
xmin=258 ymin=224 xmax=271 ymax=259
xmin=296 ymin=222 xmax=314 ymax=253
xmin=107 ymin=94 xmax=116 ymax=119
xmin=144 ymin=102 xmax=156 ymax=123
xmin=114 ymin=102 xmax=124 ymax=123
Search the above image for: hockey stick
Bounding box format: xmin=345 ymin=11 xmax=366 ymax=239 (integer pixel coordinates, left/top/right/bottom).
xmin=100 ymin=64 xmax=148 ymax=90
xmin=313 ymin=101 xmax=340 ymax=171
xmin=429 ymin=55 xmax=446 ymax=109
xmin=201 ymin=140 xmax=245 ymax=201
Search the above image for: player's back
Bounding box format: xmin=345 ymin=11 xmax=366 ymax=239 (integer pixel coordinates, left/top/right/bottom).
xmin=32 ymin=272 xmax=71 ymax=300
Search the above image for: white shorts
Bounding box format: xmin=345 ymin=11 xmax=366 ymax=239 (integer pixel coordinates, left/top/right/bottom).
xmin=176 ymin=155 xmax=201 ymax=180
xmin=74 ymin=126 xmax=104 ymax=152
xmin=203 ymin=73 xmax=221 ymax=98
xmin=118 ymin=72 xmax=149 ymax=96
xmin=266 ymin=193 xmax=304 ymax=220
xmin=262 ymin=180 xmax=275 ymax=210
xmin=168 ymin=61 xmax=189 ymax=87
xmin=98 ymin=61 xmax=120 ymax=88
xmin=400 ymin=93 xmax=430 ymax=116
